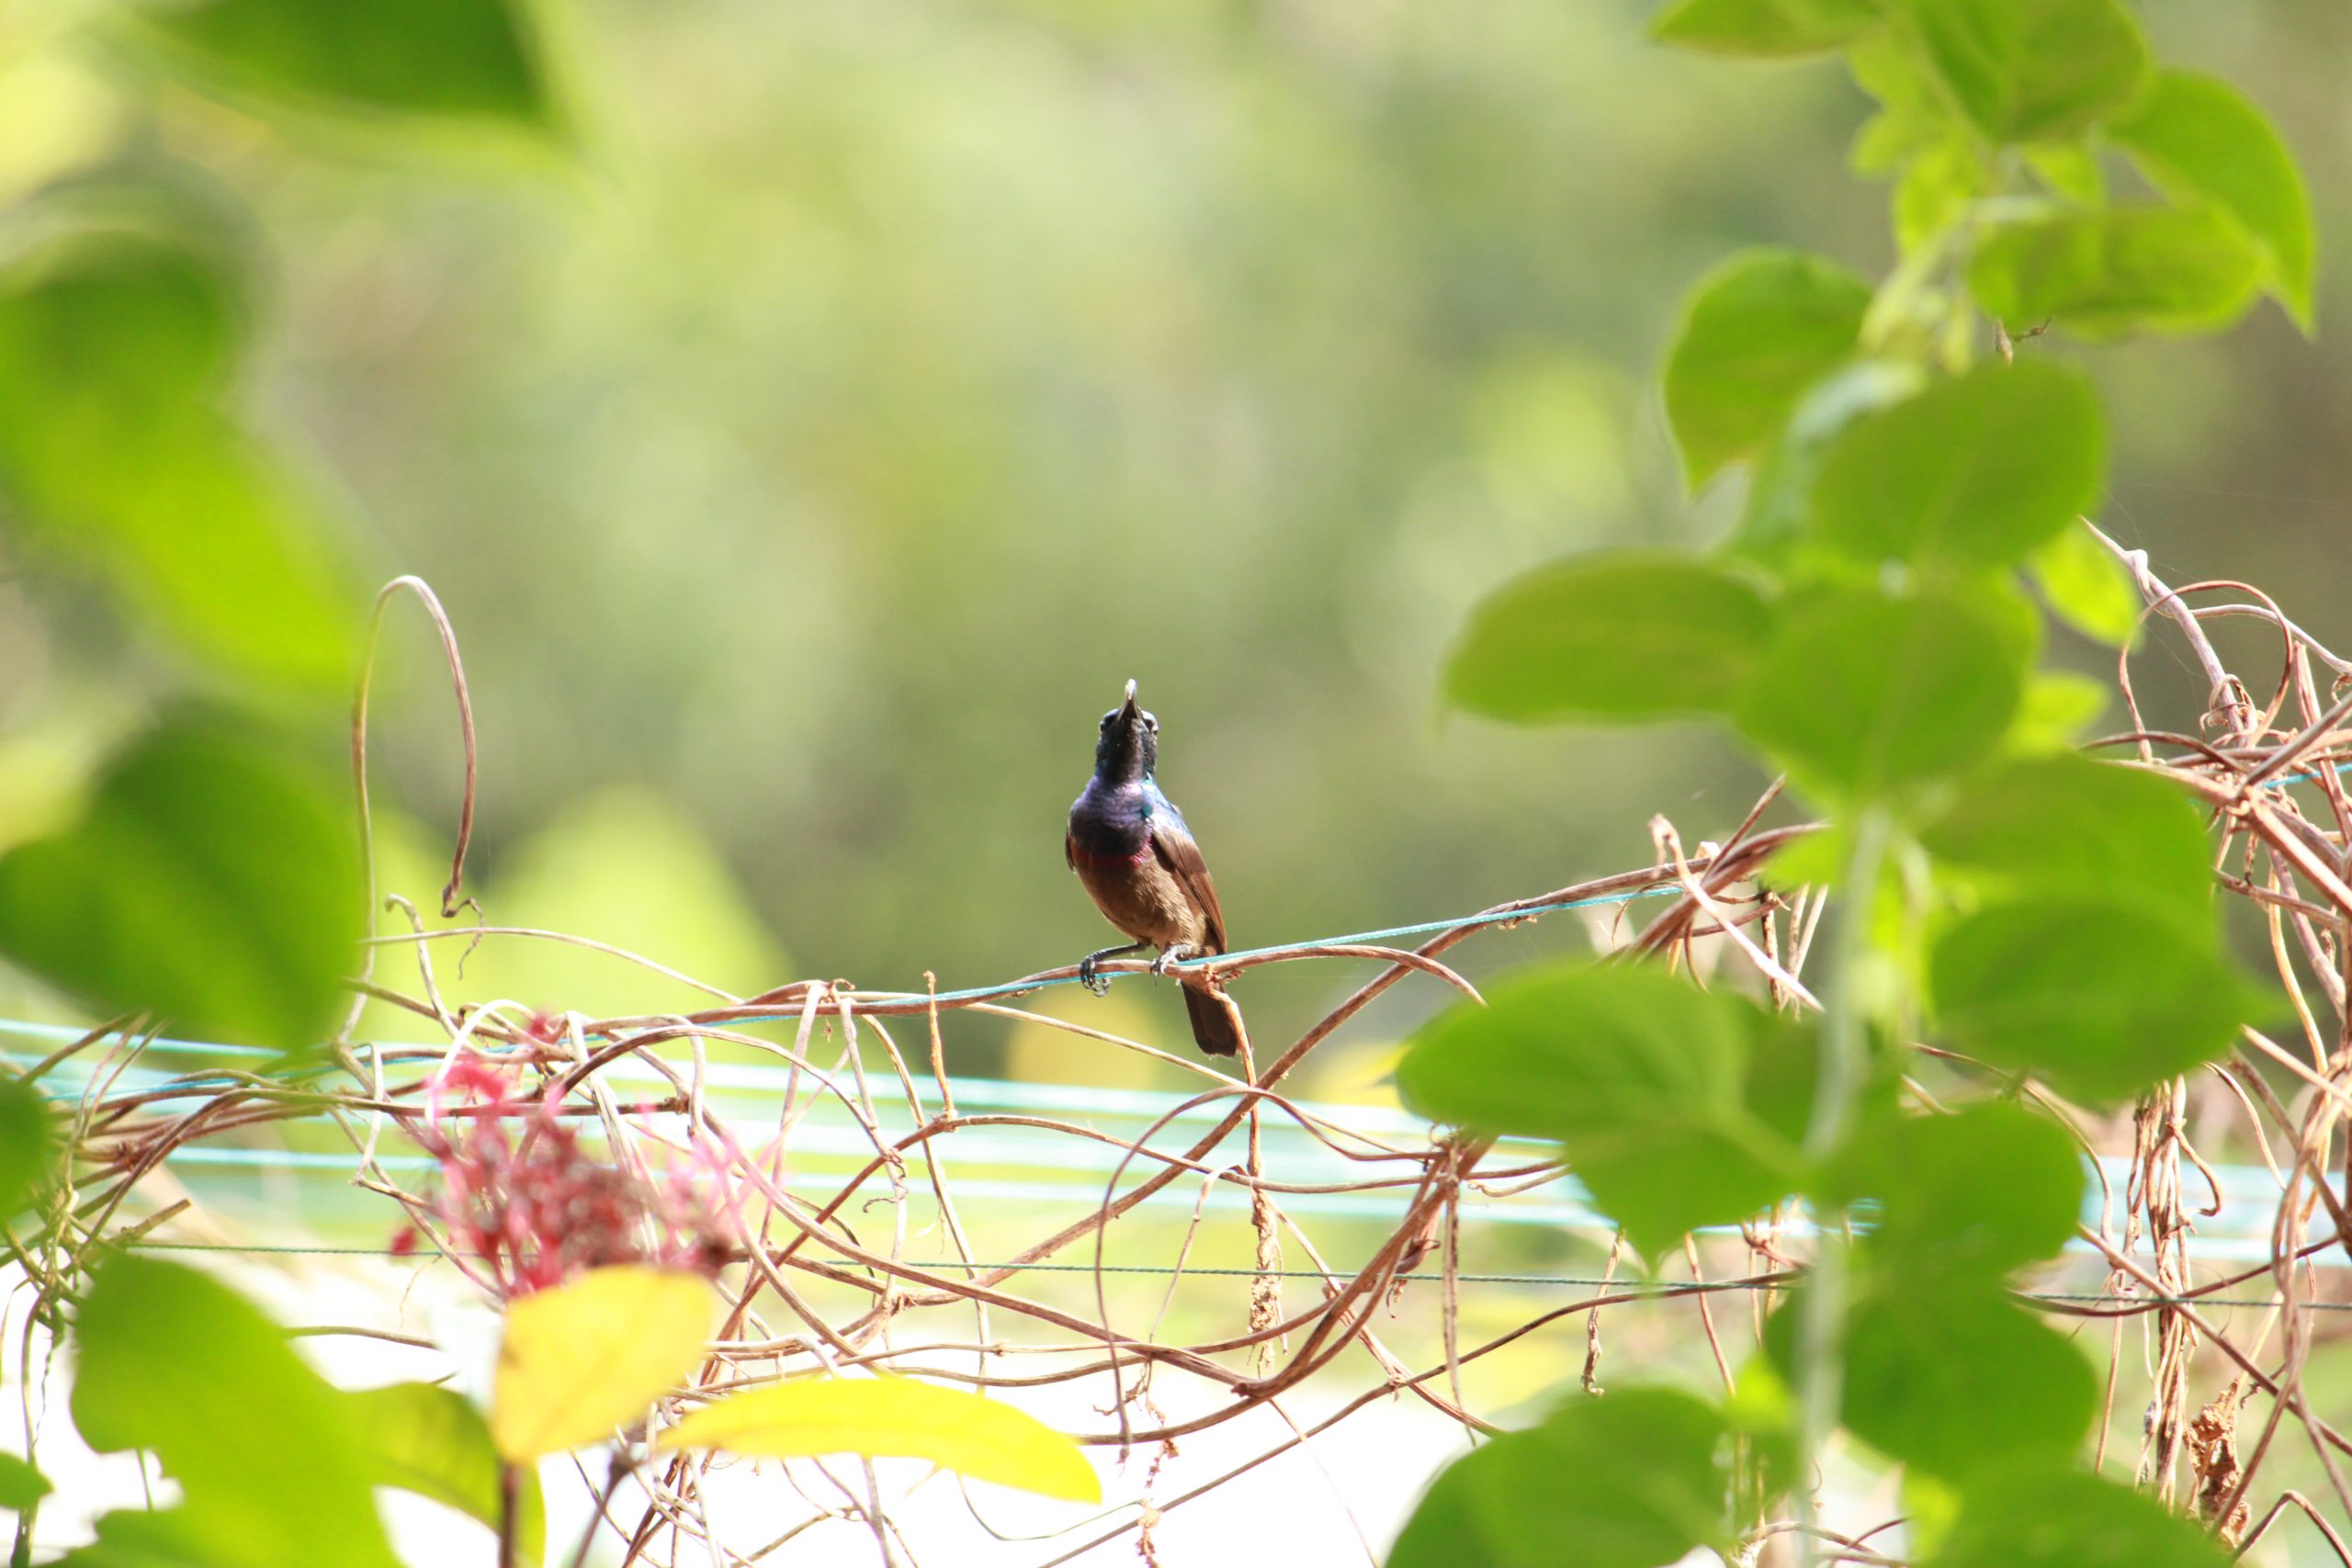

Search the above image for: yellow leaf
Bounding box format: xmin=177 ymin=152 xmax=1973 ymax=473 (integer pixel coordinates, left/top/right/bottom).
xmin=655 ymin=1374 xmax=1101 ymax=1504
xmin=490 ymin=1266 xmax=715 ymax=1461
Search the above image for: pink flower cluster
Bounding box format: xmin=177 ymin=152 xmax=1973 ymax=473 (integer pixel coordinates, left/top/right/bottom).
xmin=391 ymin=1049 xmax=737 ymax=1297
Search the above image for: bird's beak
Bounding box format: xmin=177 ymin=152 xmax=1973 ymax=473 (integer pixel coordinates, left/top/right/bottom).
xmin=1118 ymin=679 xmax=1140 ymax=723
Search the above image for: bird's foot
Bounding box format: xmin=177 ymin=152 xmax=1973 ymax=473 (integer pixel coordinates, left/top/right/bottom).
xmin=1079 ymin=943 xmax=1145 ymax=997
xmin=1150 ymin=943 xmax=1196 ymax=978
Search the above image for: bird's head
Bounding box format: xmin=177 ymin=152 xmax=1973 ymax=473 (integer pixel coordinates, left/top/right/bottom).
xmin=1093 ymin=678 xmax=1158 ymax=781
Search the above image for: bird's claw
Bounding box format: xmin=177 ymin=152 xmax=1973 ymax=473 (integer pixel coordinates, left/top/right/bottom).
xmin=1078 ymin=957 xmax=1111 ymax=997
xmin=1149 ymin=944 xmax=1194 ymax=978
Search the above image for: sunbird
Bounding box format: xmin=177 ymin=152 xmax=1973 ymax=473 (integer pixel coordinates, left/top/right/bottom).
xmin=1066 ymin=680 xmax=1246 ymax=1057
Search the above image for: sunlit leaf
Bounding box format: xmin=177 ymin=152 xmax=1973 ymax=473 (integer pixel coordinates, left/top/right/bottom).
xmin=0 ymin=1452 xmax=49 ymax=1511
xmin=1650 ymin=0 xmax=1880 ymax=58
xmin=1735 ymin=581 xmax=2032 ymax=800
xmin=134 ymin=0 xmax=558 ymax=132
xmin=1827 ymin=1103 xmax=2083 ymax=1278
xmin=0 ymin=232 xmax=357 ymax=694
xmin=1898 ymin=0 xmax=2148 ymax=143
xmin=72 ymin=1254 xmax=401 ymax=1567
xmin=1928 ymin=1467 xmax=2234 ymax=1567
xmin=2022 ymin=144 xmax=2103 ymax=207
xmin=2029 ymin=523 xmax=2141 ymax=646
xmin=491 ymin=1265 xmax=715 ymax=1461
xmin=349 ymin=1382 xmax=543 ymax=1566
xmin=2112 ymin=70 xmax=2315 ymax=329
xmin=1730 ymin=359 xmax=1925 ymax=568
xmin=1809 ymin=361 xmax=2104 ymax=572
xmin=1824 ymin=1285 xmax=2097 ymax=1478
xmin=1443 ymin=554 xmax=1773 ymax=724
xmin=658 ymin=1375 xmax=1100 ymax=1504
xmin=1397 ymin=962 xmax=1806 ymax=1260
xmin=1921 ymin=753 xmax=2216 ymax=931
xmin=2006 ymin=671 xmax=2109 ymax=751
xmin=1893 ymin=136 xmax=1984 ymax=252
xmin=1663 ymin=250 xmax=1872 ymax=488
xmin=1929 ymin=898 xmax=2261 ymax=1100
xmin=1390 ymin=1388 xmax=1730 ymax=1568
xmin=0 ymin=718 xmax=362 ymax=1052
xmin=0 ymin=1075 xmax=58 ymax=1220
xmin=1968 ymin=208 xmax=2264 ymax=341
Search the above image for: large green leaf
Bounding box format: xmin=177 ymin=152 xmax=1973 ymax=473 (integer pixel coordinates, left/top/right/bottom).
xmin=2111 ymin=70 xmax=2314 ymax=330
xmin=1968 ymin=208 xmax=2264 ymax=341
xmin=1443 ymin=554 xmax=1773 ymax=724
xmin=1650 ymin=0 xmax=1880 ymax=58
xmin=1809 ymin=361 xmax=2103 ymax=572
xmin=135 ymin=0 xmax=557 ymax=131
xmin=72 ymin=1254 xmax=400 ymax=1568
xmin=1730 ymin=359 xmax=1925 ymax=568
xmin=1921 ymin=753 xmax=2217 ymax=932
xmin=2028 ymin=523 xmax=2141 ymax=647
xmin=0 ymin=719 xmax=363 ymax=1052
xmin=1930 ymin=1468 xmax=2234 ymax=1568
xmin=1397 ymin=963 xmax=1806 ymax=1260
xmin=1735 ymin=581 xmax=2031 ymax=801
xmin=0 ymin=1075 xmax=58 ymax=1221
xmin=1662 ymin=250 xmax=1872 ymax=488
xmin=1897 ymin=0 xmax=2147 ymax=143
xmin=348 ymin=1382 xmax=544 ymax=1568
xmin=1828 ymin=1102 xmax=2082 ymax=1278
xmin=1829 ymin=1286 xmax=2097 ymax=1479
xmin=1929 ymin=897 xmax=2260 ymax=1101
xmin=1390 ymin=1389 xmax=1731 ymax=1568
xmin=0 ymin=234 xmax=356 ymax=694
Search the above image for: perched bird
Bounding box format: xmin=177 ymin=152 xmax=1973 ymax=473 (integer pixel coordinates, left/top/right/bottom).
xmin=1066 ymin=680 xmax=1246 ymax=1057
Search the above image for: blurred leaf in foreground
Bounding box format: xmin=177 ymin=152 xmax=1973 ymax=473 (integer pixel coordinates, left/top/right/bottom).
xmin=492 ymin=1264 xmax=716 ymax=1461
xmin=0 ymin=717 xmax=361 ymax=1052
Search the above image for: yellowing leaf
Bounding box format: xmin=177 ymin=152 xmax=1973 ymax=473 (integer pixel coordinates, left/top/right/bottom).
xmin=491 ymin=1266 xmax=715 ymax=1461
xmin=656 ymin=1375 xmax=1101 ymax=1505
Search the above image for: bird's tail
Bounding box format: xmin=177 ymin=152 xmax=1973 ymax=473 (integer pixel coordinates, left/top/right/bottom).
xmin=1182 ymin=981 xmax=1246 ymax=1058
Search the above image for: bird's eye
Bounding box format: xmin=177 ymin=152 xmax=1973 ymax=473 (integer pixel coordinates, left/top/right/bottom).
xmin=1099 ymin=713 xmax=1114 ymax=730
xmin=1144 ymin=716 xmax=1159 ymax=732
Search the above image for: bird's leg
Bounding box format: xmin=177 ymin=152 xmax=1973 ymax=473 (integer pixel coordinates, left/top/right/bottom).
xmin=1078 ymin=942 xmax=1149 ymax=996
xmin=1149 ymin=942 xmax=1196 ymax=978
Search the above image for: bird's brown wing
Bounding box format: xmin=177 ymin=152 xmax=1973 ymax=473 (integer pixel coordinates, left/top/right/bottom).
xmin=1148 ymin=821 xmax=1227 ymax=953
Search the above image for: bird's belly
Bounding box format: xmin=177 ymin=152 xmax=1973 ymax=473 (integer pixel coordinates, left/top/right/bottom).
xmin=1073 ymin=852 xmax=1206 ymax=950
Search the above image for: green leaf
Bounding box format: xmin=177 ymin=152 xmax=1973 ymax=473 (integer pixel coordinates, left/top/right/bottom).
xmin=0 ymin=719 xmax=362 ymax=1052
xmin=0 ymin=1452 xmax=50 ymax=1511
xmin=1835 ymin=1286 xmax=2097 ymax=1478
xmin=0 ymin=233 xmax=357 ymax=694
xmin=1810 ymin=361 xmax=2104 ymax=573
xmin=492 ymin=1265 xmax=716 ymax=1461
xmin=1921 ymin=753 xmax=2216 ymax=931
xmin=1897 ymin=0 xmax=2148 ymax=143
xmin=0 ymin=1075 xmax=58 ymax=1220
xmin=1829 ymin=1102 xmax=2083 ymax=1277
xmin=1894 ymin=136 xmax=1986 ymax=252
xmin=1397 ymin=963 xmax=1806 ymax=1260
xmin=1663 ymin=250 xmax=1873 ymax=488
xmin=1390 ymin=1389 xmax=1730 ymax=1568
xmin=2111 ymin=70 xmax=2315 ymax=329
xmin=2029 ymin=524 xmax=2141 ymax=646
xmin=1968 ymin=208 xmax=2264 ymax=341
xmin=1928 ymin=1467 xmax=2235 ymax=1567
xmin=1735 ymin=581 xmax=2031 ymax=801
xmin=72 ymin=1254 xmax=401 ymax=1568
xmin=1651 ymin=0 xmax=1880 ymax=58
xmin=134 ymin=0 xmax=557 ymax=132
xmin=2006 ymin=671 xmax=2110 ymax=751
xmin=2022 ymin=144 xmax=2104 ymax=206
xmin=657 ymin=1374 xmax=1101 ymax=1504
xmin=349 ymin=1382 xmax=543 ymax=1567
xmin=1930 ymin=898 xmax=2260 ymax=1100
xmin=1731 ymin=359 xmax=1926 ymax=569
xmin=1443 ymin=554 xmax=1774 ymax=724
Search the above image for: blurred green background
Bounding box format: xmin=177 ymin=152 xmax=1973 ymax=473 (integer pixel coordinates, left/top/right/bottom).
xmin=0 ymin=0 xmax=2345 ymax=1075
